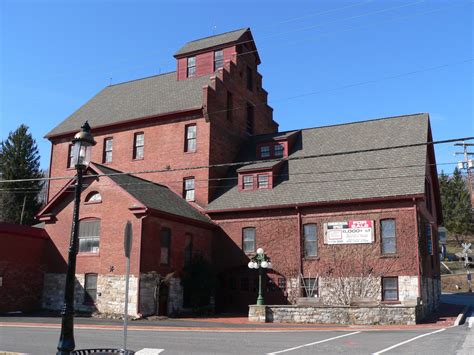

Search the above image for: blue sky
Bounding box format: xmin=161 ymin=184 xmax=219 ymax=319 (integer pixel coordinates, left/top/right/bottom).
xmin=1 ymin=0 xmax=472 ymax=171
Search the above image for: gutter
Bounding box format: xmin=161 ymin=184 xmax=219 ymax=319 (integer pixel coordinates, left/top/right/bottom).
xmin=207 ymin=194 xmax=425 ymax=214
xmin=45 ymin=107 xmax=203 ymax=140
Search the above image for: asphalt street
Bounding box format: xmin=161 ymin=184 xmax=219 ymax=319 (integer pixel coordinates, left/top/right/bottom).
xmin=0 ymin=323 xmax=472 ymax=354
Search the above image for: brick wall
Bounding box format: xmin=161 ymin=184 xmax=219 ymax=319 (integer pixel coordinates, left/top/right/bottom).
xmin=48 ymin=113 xmax=212 ymax=206
xmin=210 ymin=199 xmax=427 ymax=311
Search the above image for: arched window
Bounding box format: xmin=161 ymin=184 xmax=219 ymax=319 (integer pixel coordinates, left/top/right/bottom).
xmin=85 ymin=191 xmax=102 ymax=203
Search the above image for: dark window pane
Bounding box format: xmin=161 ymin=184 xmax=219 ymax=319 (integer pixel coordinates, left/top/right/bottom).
xmin=242 ymin=228 xmax=255 ymax=253
xmin=381 ymin=219 xmax=396 ymax=254
xmin=84 ymin=273 xmax=98 ymax=303
xmin=260 ymin=146 xmax=270 ymax=158
xmin=302 ymin=278 xmax=318 ymax=297
xmin=258 ymin=175 xmax=269 ymax=188
xmin=246 ymin=103 xmax=254 ymax=135
xmin=243 ymin=175 xmax=253 ymax=190
xmin=382 ymin=277 xmax=398 ymax=301
xmin=161 ymin=228 xmax=171 ymax=265
xmin=78 ymin=220 xmax=100 ymax=253
xmin=274 ymin=144 xmax=284 ymax=157
xmin=304 ymin=224 xmax=317 ymax=257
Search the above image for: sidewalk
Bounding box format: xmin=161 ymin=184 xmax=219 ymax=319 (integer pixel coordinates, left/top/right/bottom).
xmin=0 ymin=302 xmax=465 ymax=332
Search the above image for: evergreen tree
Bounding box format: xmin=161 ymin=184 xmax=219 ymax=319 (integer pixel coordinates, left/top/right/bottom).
xmin=439 ymin=168 xmax=474 ymax=244
xmin=0 ymin=125 xmax=43 ymax=225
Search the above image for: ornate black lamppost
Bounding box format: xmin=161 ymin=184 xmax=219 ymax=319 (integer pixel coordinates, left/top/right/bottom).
xmin=248 ymin=248 xmax=272 ymax=305
xmin=57 ymin=122 xmax=96 ymax=355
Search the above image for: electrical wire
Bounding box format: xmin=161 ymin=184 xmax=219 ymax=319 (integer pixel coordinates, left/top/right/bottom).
xmin=0 ymin=134 xmax=470 ymax=185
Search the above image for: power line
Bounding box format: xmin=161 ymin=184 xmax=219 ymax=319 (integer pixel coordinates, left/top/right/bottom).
xmin=0 ymin=161 xmax=459 ymax=193
xmin=0 ymin=136 xmax=472 ymax=185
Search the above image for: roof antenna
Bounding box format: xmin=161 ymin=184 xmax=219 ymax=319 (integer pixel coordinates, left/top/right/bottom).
xmin=109 ymin=77 xmax=113 ymax=86
xmin=212 ymin=25 xmax=217 ymax=35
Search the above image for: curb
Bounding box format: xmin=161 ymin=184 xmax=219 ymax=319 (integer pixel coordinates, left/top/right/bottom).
xmin=454 ymin=306 xmax=470 ymax=326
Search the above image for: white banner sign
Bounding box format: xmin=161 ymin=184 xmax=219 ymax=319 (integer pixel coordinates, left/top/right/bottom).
xmin=324 ymin=220 xmax=374 ymax=244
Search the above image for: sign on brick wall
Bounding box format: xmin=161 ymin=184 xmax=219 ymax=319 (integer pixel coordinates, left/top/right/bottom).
xmin=323 ymin=220 xmax=374 ymax=244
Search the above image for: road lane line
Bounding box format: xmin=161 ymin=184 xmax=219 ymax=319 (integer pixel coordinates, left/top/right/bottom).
xmin=372 ymin=328 xmax=446 ymax=354
xmin=267 ymin=331 xmax=361 ymax=354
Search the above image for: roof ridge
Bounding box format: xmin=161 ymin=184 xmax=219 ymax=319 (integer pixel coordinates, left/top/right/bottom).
xmin=92 ymin=163 xmax=169 ymax=189
xmin=295 ymin=113 xmax=429 ymax=132
xmin=184 ymin=27 xmax=249 ymax=45
xmin=108 ymin=71 xmax=176 ymax=87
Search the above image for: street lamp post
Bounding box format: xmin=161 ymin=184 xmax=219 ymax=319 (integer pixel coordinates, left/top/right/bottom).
xmin=57 ymin=122 xmax=96 ymax=355
xmin=248 ymin=248 xmax=272 ymax=305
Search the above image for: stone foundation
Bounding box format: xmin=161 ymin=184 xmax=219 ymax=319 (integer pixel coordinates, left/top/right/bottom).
xmin=43 ymin=273 xmax=139 ymax=316
xmin=249 ymin=304 xmax=419 ymax=325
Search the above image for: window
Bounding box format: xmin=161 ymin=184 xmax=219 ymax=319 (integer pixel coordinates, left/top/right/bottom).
xmin=67 ymin=144 xmax=74 ymax=168
xmin=84 ymin=273 xmax=98 ymax=304
xmin=103 ymin=138 xmax=113 ymax=163
xmin=133 ymin=133 xmax=144 ymax=159
xmin=278 ymin=278 xmax=286 ymax=291
xmin=226 ymin=91 xmax=233 ymax=121
xmin=274 ymin=144 xmax=284 ymax=157
xmin=214 ymin=50 xmax=224 ymax=70
xmin=85 ymin=191 xmax=101 ymax=203
xmin=243 ymin=175 xmax=254 ymax=190
xmin=160 ymin=228 xmax=171 ymax=265
xmin=303 ymin=224 xmax=317 ymax=257
xmin=184 ymin=233 xmax=193 ymax=267
xmin=381 ymin=219 xmax=396 ymax=254
xmin=78 ymin=219 xmax=100 ymax=253
xmin=183 ymin=177 xmax=195 ymax=201
xmin=246 ymin=66 xmax=253 ymax=91
xmin=185 ymin=124 xmax=197 ymax=152
xmin=242 ymin=227 xmax=256 ymax=253
xmin=246 ymin=103 xmax=254 ymax=135
xmin=187 ymin=56 xmax=196 ymax=77
xmin=257 ymin=174 xmax=269 ymax=189
xmin=260 ymin=145 xmax=270 ymax=158
xmin=301 ymin=278 xmax=318 ymax=297
xmin=425 ymin=178 xmax=432 ymax=214
xmin=382 ymin=277 xmax=398 ymax=301
xmin=426 ymin=223 xmax=433 ymax=255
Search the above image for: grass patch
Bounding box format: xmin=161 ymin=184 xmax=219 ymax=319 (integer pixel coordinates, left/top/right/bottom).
xmin=442 ymin=273 xmax=473 ymax=293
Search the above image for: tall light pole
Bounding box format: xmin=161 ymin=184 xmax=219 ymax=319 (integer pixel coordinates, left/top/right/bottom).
xmin=57 ymin=122 xmax=96 ymax=355
xmin=248 ymin=248 xmax=272 ymax=305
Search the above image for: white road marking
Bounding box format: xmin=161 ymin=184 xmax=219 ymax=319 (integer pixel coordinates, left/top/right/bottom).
xmin=468 ymin=315 xmax=474 ymax=329
xmin=267 ymin=331 xmax=361 ymax=354
xmin=372 ymin=328 xmax=446 ymax=354
xmin=135 ymin=349 xmax=164 ymax=354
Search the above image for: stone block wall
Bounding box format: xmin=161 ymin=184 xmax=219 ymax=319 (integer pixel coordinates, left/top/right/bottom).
xmin=43 ymin=273 xmax=138 ymax=316
xmin=249 ymin=304 xmax=418 ymax=325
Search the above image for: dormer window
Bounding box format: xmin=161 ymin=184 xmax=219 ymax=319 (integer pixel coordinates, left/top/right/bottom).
xmin=214 ymin=50 xmax=224 ymax=70
xmin=243 ymin=175 xmax=254 ymax=190
xmin=260 ymin=145 xmax=270 ymax=158
xmin=274 ymin=144 xmax=284 ymax=157
xmin=187 ymin=56 xmax=196 ymax=77
xmin=257 ymin=174 xmax=269 ymax=189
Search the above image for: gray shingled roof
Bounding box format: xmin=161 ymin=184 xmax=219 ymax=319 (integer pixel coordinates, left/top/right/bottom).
xmin=237 ymin=160 xmax=281 ymax=172
xmin=174 ymin=28 xmax=249 ymax=56
xmin=207 ymin=114 xmax=430 ymax=211
xmin=94 ymin=164 xmax=212 ymax=224
xmin=46 ymin=72 xmax=210 ymax=137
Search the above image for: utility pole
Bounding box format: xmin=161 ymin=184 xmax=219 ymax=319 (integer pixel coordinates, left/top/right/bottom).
xmin=455 ymin=142 xmax=474 ymax=198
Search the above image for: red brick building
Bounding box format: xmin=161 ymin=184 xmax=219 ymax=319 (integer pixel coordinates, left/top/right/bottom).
xmin=38 ymin=28 xmax=442 ymax=322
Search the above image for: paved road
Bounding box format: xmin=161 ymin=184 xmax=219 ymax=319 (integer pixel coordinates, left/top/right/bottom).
xmin=0 ymin=323 xmax=472 ymax=354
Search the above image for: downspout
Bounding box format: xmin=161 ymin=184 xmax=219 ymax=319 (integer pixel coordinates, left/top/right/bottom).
xmin=413 ymin=201 xmax=422 ymax=300
xmin=296 ymin=206 xmax=303 ymax=287
xmin=136 ymin=215 xmax=145 ymax=316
